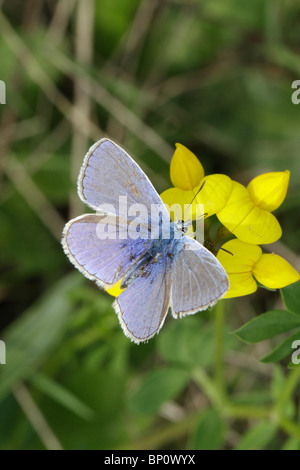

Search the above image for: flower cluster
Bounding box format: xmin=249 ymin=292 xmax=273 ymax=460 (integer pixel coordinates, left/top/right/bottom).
xmin=161 ymin=144 xmax=299 ymax=298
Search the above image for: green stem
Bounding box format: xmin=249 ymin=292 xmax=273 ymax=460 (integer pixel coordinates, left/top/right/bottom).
xmin=226 ymin=404 xmax=272 ymax=420
xmin=278 ymin=417 xmax=300 ymax=442
xmin=214 ymin=300 xmax=226 ymax=400
xmin=275 ymin=367 xmax=300 ymax=414
xmin=119 ymin=412 xmax=201 ymax=450
xmin=192 ymin=368 xmax=224 ymax=410
xmin=119 ymin=367 xmax=300 ymax=449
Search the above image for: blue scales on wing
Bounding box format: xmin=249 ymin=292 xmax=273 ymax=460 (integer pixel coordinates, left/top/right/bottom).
xmin=63 ymin=214 xmax=152 ymax=288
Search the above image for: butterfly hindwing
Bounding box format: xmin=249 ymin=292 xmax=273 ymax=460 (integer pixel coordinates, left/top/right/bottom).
xmin=114 ymin=257 xmax=172 ymax=343
xmin=62 ymin=139 xmax=230 ymax=343
xmin=171 ymin=236 xmax=229 ymax=317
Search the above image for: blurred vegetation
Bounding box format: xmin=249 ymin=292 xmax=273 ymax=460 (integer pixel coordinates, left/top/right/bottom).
xmin=0 ymin=0 xmax=300 ymax=450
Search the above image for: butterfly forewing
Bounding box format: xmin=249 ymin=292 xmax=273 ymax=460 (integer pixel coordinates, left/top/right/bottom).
xmin=62 ymin=214 xmax=152 ymax=288
xmin=78 ymin=139 xmax=170 ymax=222
xmin=62 ymin=138 xmax=230 ymax=343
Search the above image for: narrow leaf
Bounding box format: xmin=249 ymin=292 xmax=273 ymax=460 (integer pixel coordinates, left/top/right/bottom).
xmin=129 ymin=366 xmax=189 ymax=414
xmin=188 ymin=409 xmax=226 ymax=450
xmin=234 ymin=310 xmax=300 ymax=344
xmin=0 ymin=273 xmax=82 ymax=400
xmin=31 ymin=373 xmax=95 ymax=420
xmin=281 ymin=281 xmax=300 ymax=316
xmin=235 ymin=421 xmax=277 ymax=450
xmin=260 ymin=329 xmax=300 ymax=363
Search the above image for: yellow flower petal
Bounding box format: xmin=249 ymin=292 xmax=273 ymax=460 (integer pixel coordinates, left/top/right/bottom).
xmin=217 ymin=239 xmax=262 ymax=298
xmin=161 ymin=174 xmax=232 ymax=221
xmin=194 ymin=174 xmax=232 ymax=217
xmin=247 ymin=171 xmax=290 ymax=212
xmin=253 ymin=253 xmax=300 ymax=289
xmin=217 ymin=181 xmax=255 ymax=232
xmin=217 ymin=181 xmax=282 ymax=244
xmin=160 ymin=187 xmax=195 ymax=221
xmin=217 ymin=239 xmax=262 ymax=273
xmin=232 ymin=206 xmax=282 ymax=245
xmin=223 ymin=272 xmax=258 ymax=298
xmin=170 ymin=143 xmax=204 ymax=190
xmin=105 ymin=278 xmax=125 ymax=297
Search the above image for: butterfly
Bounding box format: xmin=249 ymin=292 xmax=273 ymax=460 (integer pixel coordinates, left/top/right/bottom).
xmin=62 ymin=139 xmax=229 ymax=344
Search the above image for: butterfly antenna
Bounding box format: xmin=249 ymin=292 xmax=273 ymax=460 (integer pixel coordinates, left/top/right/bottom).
xmin=204 ymin=240 xmax=233 ymax=256
xmin=193 ymin=212 xmax=208 ymax=222
xmin=219 ymin=246 xmax=233 ymax=256
xmin=183 ymin=180 xmax=206 ymax=219
xmin=175 ymin=203 xmax=179 ymax=221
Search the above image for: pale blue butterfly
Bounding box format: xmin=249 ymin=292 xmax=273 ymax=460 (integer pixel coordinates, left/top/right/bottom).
xmin=62 ymin=139 xmax=229 ymax=344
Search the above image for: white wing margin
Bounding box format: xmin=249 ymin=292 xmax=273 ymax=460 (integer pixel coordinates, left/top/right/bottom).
xmin=171 ymin=237 xmax=229 ymax=317
xmin=78 ymin=138 xmax=170 ymax=221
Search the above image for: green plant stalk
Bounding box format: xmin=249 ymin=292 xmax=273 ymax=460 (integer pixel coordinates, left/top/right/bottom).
xmin=278 ymin=416 xmax=300 ymax=442
xmin=119 ymin=299 xmax=300 ymax=450
xmin=119 ymin=411 xmax=201 ymax=450
xmin=226 ymin=404 xmax=272 ymax=419
xmin=214 ymin=300 xmax=226 ymax=400
xmin=193 ymin=368 xmax=270 ymax=419
xmin=192 ymin=368 xmax=224 ymax=411
xmin=192 ymin=367 xmax=300 ymax=443
xmin=119 ymin=407 xmax=300 ymax=450
xmin=275 ymin=367 xmax=300 ymax=414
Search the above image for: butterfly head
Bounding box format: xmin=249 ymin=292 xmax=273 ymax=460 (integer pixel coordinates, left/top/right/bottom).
xmin=174 ymin=219 xmax=192 ymax=234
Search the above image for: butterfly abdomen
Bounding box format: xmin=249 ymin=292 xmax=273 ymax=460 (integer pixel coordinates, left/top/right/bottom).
xmin=120 ymin=251 xmax=153 ymax=289
xmin=120 ymin=235 xmax=177 ymax=289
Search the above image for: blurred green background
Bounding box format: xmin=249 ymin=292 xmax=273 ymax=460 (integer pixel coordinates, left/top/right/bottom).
xmin=0 ymin=0 xmax=300 ymax=450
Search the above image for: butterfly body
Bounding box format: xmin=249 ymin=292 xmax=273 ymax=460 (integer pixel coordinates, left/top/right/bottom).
xmin=62 ymin=139 xmax=229 ymax=343
xmin=120 ymin=220 xmax=185 ymax=289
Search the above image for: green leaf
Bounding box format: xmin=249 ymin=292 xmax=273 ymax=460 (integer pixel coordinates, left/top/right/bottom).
xmin=38 ymin=367 xmax=128 ymax=449
xmin=281 ymin=281 xmax=300 ymax=316
xmin=234 ymin=310 xmax=300 ymax=344
xmin=287 ymin=361 xmax=300 ymax=369
xmin=230 ymin=391 xmax=271 ymax=407
xmin=129 ymin=366 xmax=190 ymax=415
xmin=30 ymin=373 xmax=95 ymax=421
xmin=271 ymin=366 xmax=294 ymax=419
xmin=157 ymin=316 xmax=232 ymax=368
xmin=260 ymin=329 xmax=300 ymax=363
xmin=235 ymin=421 xmax=277 ymax=450
xmin=157 ymin=317 xmax=209 ymax=366
xmin=188 ymin=409 xmax=226 ymax=450
xmin=281 ymin=437 xmax=300 ymax=450
xmin=271 ymin=365 xmax=286 ymax=401
xmin=0 ymin=273 xmax=82 ymax=400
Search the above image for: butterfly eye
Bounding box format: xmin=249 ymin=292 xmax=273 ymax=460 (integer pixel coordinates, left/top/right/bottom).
xmin=179 ymin=221 xmax=188 ymax=233
xmin=174 ymin=219 xmax=188 ymax=234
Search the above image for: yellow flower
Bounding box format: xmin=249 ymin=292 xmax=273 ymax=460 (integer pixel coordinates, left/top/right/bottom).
xmin=160 ymin=143 xmax=232 ymax=220
xmin=106 ymin=144 xmax=232 ymax=297
xmin=106 ymin=278 xmax=125 ymax=297
xmin=170 ymin=143 xmax=205 ymax=190
xmin=217 ymin=239 xmax=300 ymax=298
xmin=105 ymin=146 xmax=294 ymax=301
xmin=217 ymin=171 xmax=290 ymax=245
